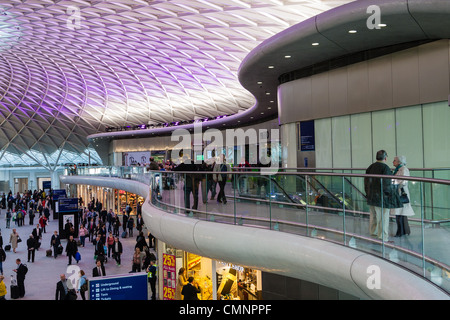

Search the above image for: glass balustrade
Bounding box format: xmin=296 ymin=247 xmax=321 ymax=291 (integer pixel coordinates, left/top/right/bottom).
xmin=64 ymin=166 xmax=450 ymax=293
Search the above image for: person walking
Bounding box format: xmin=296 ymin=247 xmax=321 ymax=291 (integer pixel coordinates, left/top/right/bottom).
xmin=6 ymin=209 xmax=11 ymax=229
xmin=391 ymin=155 xmax=415 ymax=237
xmin=9 ymin=229 xmax=20 ymax=253
xmin=213 ymin=154 xmax=232 ymax=204
xmin=79 ymin=224 xmax=87 ymax=247
xmin=50 ymin=231 xmax=61 ymax=259
xmin=131 ymin=247 xmax=143 ymax=272
xmin=0 ymin=275 xmax=6 ymax=300
xmin=127 ymin=216 xmax=135 ymax=237
xmin=0 ymin=246 xmax=6 ymax=275
xmin=106 ymin=232 xmax=114 ymax=258
xmin=26 ymin=234 xmax=36 ymax=263
xmin=65 ymin=235 xmax=79 ymax=265
xmin=77 ymin=270 xmax=88 ymax=300
xmin=55 ymin=274 xmax=69 ymax=300
xmin=147 ymin=260 xmax=157 ymax=300
xmin=112 ymin=236 xmax=123 ymax=266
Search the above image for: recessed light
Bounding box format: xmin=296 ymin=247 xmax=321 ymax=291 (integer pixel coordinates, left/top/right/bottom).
xmin=312 ymin=42 xmax=319 ymax=46
xmin=284 ymin=55 xmax=291 ymax=58
xmin=268 ymin=65 xmax=274 ymax=69
xmin=348 ymin=30 xmax=357 ymax=33
xmin=261 ymin=112 xmax=264 ymax=114
xmin=270 ymin=100 xmax=274 ymax=103
xmin=265 ymin=92 xmax=270 ymax=95
xmin=257 ymin=81 xmax=262 ymax=84
xmin=268 ymin=107 xmax=271 ymax=110
xmin=378 ymin=23 xmax=387 ymax=27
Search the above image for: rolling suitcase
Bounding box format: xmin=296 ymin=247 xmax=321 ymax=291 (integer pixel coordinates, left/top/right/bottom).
xmin=121 ymin=231 xmax=127 ymax=238
xmin=10 ymin=285 xmax=20 ymax=299
xmin=10 ymin=276 xmax=19 ymax=299
xmin=46 ymin=249 xmax=52 ymax=257
xmin=4 ymin=245 xmax=11 ymax=251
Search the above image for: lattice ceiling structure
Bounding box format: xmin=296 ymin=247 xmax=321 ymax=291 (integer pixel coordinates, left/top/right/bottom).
xmin=0 ymin=0 xmax=352 ymax=169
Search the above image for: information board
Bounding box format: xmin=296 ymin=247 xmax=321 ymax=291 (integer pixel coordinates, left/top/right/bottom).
xmin=162 ymin=253 xmax=176 ymax=300
xmin=89 ymin=273 xmax=148 ymax=300
xmin=58 ymin=197 xmax=78 ymax=212
xmin=58 ymin=198 xmax=79 ymax=239
xmin=299 ymin=120 xmax=315 ymax=151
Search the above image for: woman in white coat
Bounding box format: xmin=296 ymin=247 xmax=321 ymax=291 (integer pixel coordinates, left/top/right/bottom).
xmin=391 ymin=156 xmax=415 ymax=237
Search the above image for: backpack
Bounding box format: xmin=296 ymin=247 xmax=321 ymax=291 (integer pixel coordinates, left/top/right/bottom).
xmin=220 ymin=164 xmax=228 ymax=181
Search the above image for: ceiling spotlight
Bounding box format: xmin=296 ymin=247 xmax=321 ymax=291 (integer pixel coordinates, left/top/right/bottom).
xmin=348 ymin=30 xmax=357 ymax=33
xmin=257 ymin=81 xmax=262 ymax=84
xmin=312 ymin=42 xmax=319 ymax=46
xmin=378 ymin=23 xmax=387 ymax=27
xmin=284 ymin=55 xmax=291 ymax=58
xmin=268 ymin=65 xmax=274 ymax=69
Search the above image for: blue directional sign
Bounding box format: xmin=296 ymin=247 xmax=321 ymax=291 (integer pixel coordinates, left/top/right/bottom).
xmin=89 ymin=273 xmax=148 ymax=300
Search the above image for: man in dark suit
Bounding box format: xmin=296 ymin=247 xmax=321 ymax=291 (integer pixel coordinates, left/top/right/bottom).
xmin=32 ymin=224 xmax=42 ymax=242
xmin=136 ymin=214 xmax=144 ymax=233
xmin=92 ymin=260 xmax=106 ymax=277
xmin=13 ymin=259 xmax=27 ymax=298
xmin=181 ymin=277 xmax=200 ymax=300
xmin=65 ymin=235 xmax=79 ymax=265
xmin=55 ymin=274 xmax=69 ymax=300
xmin=50 ymin=231 xmax=61 ymax=259
xmin=173 ymin=157 xmax=199 ymax=211
xmin=26 ymin=234 xmax=37 ymax=263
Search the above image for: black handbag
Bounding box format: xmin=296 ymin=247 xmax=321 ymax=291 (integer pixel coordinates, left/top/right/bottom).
xmin=400 ymin=188 xmax=409 ymax=204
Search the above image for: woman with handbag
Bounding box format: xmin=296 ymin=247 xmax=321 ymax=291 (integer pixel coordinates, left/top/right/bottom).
xmin=391 ymin=156 xmax=415 ymax=237
xmin=9 ymin=229 xmax=20 ymax=253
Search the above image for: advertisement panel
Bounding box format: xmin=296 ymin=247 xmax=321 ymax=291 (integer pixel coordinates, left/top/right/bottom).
xmin=162 ymin=253 xmax=176 ymax=300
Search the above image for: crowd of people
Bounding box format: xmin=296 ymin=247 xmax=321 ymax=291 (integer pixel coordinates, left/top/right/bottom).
xmin=0 ymin=191 xmax=157 ymax=300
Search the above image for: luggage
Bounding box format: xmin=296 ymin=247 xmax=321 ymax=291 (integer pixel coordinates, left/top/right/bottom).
xmin=57 ymin=245 xmax=63 ymax=254
xmin=121 ymin=231 xmax=127 ymax=238
xmin=75 ymin=252 xmax=81 ymax=261
xmin=46 ymin=249 xmax=52 ymax=257
xmin=4 ymin=245 xmax=11 ymax=251
xmin=10 ymin=275 xmax=19 ymax=299
xmin=10 ymin=285 xmax=20 ymax=299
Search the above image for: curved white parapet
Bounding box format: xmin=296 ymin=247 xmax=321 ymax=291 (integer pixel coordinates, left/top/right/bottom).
xmin=60 ymin=175 xmax=450 ymax=300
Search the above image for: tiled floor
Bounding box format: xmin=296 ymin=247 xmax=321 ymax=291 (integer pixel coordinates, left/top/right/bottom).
xmin=0 ymin=209 xmax=155 ymax=300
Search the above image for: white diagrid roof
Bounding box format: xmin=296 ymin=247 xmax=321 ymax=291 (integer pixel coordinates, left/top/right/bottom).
xmin=0 ymin=0 xmax=350 ymax=168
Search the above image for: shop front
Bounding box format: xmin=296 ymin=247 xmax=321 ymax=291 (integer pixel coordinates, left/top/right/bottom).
xmin=160 ymin=242 xmax=262 ymax=301
xmin=76 ymin=184 xmax=144 ymax=216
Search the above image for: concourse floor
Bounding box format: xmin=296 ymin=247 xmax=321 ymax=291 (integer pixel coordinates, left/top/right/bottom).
xmin=0 ymin=209 xmax=156 ymax=300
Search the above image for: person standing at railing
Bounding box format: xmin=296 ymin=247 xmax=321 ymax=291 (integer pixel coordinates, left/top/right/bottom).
xmin=173 ymin=156 xmax=199 ymax=212
xmin=213 ymin=154 xmax=232 ymax=204
xmin=364 ymin=150 xmax=403 ymax=242
xmin=391 ymin=156 xmax=415 ymax=237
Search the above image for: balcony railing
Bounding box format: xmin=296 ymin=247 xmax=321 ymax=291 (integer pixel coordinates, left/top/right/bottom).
xmin=65 ymin=165 xmax=450 ymax=293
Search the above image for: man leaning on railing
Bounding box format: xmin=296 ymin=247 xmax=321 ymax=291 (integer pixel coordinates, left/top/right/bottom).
xmin=364 ymin=150 xmax=403 ymax=242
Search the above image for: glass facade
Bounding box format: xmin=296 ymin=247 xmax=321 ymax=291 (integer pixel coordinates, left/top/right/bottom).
xmin=315 ymin=101 xmax=450 ymax=172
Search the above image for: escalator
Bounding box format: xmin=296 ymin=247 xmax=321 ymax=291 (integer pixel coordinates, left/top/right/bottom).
xmin=235 ymin=173 xmax=366 ymax=213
